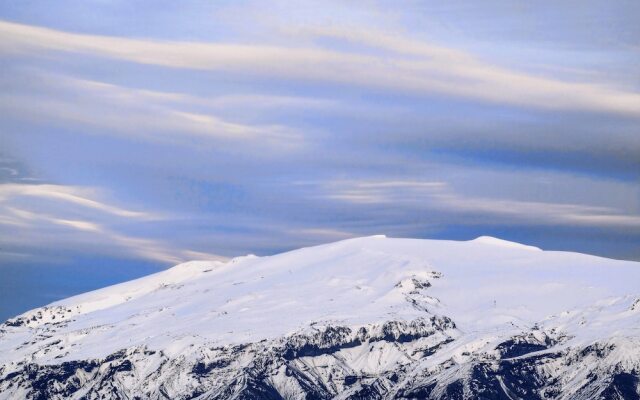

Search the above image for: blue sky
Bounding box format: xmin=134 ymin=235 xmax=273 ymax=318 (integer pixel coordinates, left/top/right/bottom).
xmin=1 ymin=1 xmax=639 ymax=320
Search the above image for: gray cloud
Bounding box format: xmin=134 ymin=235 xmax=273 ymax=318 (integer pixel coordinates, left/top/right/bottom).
xmin=313 ymin=178 xmax=640 ymax=231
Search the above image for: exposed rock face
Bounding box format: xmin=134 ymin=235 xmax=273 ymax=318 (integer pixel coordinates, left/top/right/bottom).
xmin=1 ymin=236 xmax=639 ymax=399
xmin=3 ymin=324 xmax=638 ymax=399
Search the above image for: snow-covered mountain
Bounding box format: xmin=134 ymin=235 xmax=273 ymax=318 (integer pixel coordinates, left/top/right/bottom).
xmin=1 ymin=236 xmax=640 ymax=399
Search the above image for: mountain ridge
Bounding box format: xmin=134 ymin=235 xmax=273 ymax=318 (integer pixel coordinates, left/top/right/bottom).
xmin=1 ymin=236 xmax=639 ymax=399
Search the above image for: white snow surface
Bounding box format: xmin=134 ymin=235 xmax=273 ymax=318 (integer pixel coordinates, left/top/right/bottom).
xmin=2 ymin=235 xmax=640 ymax=366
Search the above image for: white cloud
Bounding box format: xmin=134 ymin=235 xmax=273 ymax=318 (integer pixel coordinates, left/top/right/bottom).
xmin=0 ymin=72 xmax=301 ymax=147
xmin=0 ymin=183 xmax=226 ymax=264
xmin=1 ymin=20 xmax=639 ymax=116
xmin=0 ymin=183 xmax=154 ymax=219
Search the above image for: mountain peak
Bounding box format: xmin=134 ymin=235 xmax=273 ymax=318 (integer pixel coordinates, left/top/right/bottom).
xmin=470 ymin=235 xmax=542 ymax=251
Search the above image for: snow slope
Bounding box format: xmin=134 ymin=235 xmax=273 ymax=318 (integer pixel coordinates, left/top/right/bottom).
xmin=1 ymin=236 xmax=640 ymax=399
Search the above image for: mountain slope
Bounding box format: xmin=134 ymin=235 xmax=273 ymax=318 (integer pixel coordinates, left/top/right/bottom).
xmin=1 ymin=236 xmax=639 ymax=399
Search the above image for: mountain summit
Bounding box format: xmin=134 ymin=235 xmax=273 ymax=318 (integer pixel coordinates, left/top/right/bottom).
xmin=1 ymin=236 xmax=639 ymax=399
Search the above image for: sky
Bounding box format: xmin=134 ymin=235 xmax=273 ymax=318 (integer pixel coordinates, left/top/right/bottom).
xmin=0 ymin=0 xmax=639 ymax=320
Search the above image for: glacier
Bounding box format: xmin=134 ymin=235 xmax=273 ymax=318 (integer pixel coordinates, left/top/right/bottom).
xmin=1 ymin=235 xmax=639 ymax=399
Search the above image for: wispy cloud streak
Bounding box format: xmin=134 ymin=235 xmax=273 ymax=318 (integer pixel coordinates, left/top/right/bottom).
xmin=0 ymin=71 xmax=300 ymax=147
xmin=1 ymin=20 xmax=639 ymax=116
xmin=0 ymin=182 xmax=226 ymax=263
xmin=321 ymin=179 xmax=640 ymax=230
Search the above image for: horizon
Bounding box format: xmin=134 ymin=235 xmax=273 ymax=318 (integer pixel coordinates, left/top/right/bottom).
xmin=1 ymin=1 xmax=639 ymax=321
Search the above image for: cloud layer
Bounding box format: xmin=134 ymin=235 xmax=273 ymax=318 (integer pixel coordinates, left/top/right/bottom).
xmin=0 ymin=0 xmax=639 ymax=280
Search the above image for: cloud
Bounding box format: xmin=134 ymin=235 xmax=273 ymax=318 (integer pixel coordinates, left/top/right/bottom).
xmin=0 ymin=182 xmax=226 ymax=264
xmin=0 ymin=183 xmax=154 ymax=219
xmin=319 ymin=179 xmax=640 ymax=230
xmin=1 ymin=20 xmax=640 ymax=116
xmin=287 ymin=227 xmax=355 ymax=241
xmin=0 ymin=4 xmax=638 ymax=265
xmin=0 ymin=70 xmax=301 ymax=148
